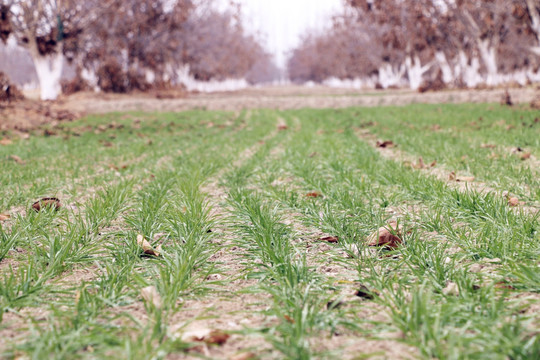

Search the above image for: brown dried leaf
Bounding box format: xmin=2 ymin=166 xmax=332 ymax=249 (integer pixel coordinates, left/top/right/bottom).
xmin=284 ymin=315 xmax=295 ymax=324
xmin=376 ymin=140 xmax=395 ymax=148
xmin=137 ymin=234 xmax=160 ymax=257
xmin=456 ymin=176 xmax=475 ymax=182
xmin=140 ymin=286 xmax=162 ymax=308
xmin=9 ymin=155 xmax=25 ymax=164
xmin=320 ymin=236 xmax=339 ymax=244
xmin=366 ymin=222 xmax=403 ymax=249
xmin=520 ymin=152 xmax=531 ymax=160
xmin=230 ymin=352 xmax=257 ymax=360
xmin=0 ymin=213 xmax=10 ymax=221
xmin=480 ymin=144 xmax=496 ymax=149
xmin=193 ymin=330 xmax=230 ymax=346
xmin=449 ymin=171 xmax=457 ymax=181
xmin=277 ymin=124 xmax=288 ymax=131
xmin=0 ymin=138 xmax=13 ymax=146
xmin=442 ymin=282 xmax=459 ymax=296
xmin=32 ymin=197 xmax=61 ymax=212
xmin=354 ymin=285 xmax=377 ymax=300
xmin=508 ymin=197 xmax=519 ymax=207
xmin=429 ymin=160 xmax=437 ymax=168
xmin=413 ymin=157 xmax=425 ymax=169
xmin=305 ymin=192 xmax=322 ymax=198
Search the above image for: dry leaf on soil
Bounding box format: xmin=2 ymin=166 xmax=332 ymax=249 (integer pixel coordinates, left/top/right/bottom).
xmin=192 ymin=330 xmax=230 ymax=346
xmin=140 ymin=286 xmax=162 ymax=308
xmin=508 ymin=197 xmax=519 ymax=207
xmin=9 ymin=155 xmax=25 ymax=164
xmin=366 ymin=221 xmax=403 ymax=249
xmin=320 ymin=236 xmax=339 ymax=243
xmin=0 ymin=214 xmax=10 ymax=221
xmin=355 ymin=285 xmax=377 ymax=300
xmin=230 ymin=352 xmax=257 ymax=360
xmin=305 ymin=192 xmax=322 ymax=198
xmin=137 ymin=234 xmax=161 ymax=257
xmin=32 ymin=197 xmax=61 ymax=212
xmin=442 ymin=282 xmax=459 ymax=296
xmin=520 ymin=152 xmax=531 ymax=160
xmin=449 ymin=172 xmax=475 ymax=182
xmin=376 ymin=140 xmax=395 ymax=148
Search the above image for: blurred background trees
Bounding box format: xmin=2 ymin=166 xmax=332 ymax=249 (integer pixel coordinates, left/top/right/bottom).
xmin=0 ymin=0 xmax=278 ymax=99
xmin=288 ymin=0 xmax=540 ymax=90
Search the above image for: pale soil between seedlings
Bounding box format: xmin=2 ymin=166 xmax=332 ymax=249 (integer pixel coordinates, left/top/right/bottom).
xmin=355 ymin=128 xmax=540 ymax=213
xmin=178 ymin=126 xmax=419 ymax=359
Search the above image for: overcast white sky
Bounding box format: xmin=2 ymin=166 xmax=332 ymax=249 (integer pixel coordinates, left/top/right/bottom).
xmin=234 ymin=0 xmax=343 ymax=68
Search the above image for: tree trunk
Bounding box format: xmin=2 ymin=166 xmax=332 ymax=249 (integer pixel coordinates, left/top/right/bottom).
xmin=31 ymin=50 xmax=64 ymax=100
xmin=405 ymin=55 xmax=431 ymax=90
xmin=378 ymin=63 xmax=405 ymax=88
xmin=477 ymin=39 xmax=498 ymax=85
xmin=457 ymin=51 xmax=482 ymax=88
xmin=435 ymin=51 xmax=454 ymax=84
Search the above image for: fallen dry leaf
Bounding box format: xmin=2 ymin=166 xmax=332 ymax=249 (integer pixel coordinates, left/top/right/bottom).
xmin=0 ymin=214 xmax=10 ymax=221
xmin=520 ymin=152 xmax=531 ymax=160
xmin=284 ymin=315 xmax=295 ymax=324
xmin=305 ymin=192 xmax=322 ymax=198
xmin=0 ymin=138 xmax=13 ymax=146
xmin=413 ymin=157 xmax=425 ymax=169
xmin=137 ymin=234 xmax=161 ymax=257
xmin=495 ymin=281 xmax=515 ymax=290
xmin=456 ymin=176 xmax=475 ymax=182
xmin=320 ymin=236 xmax=339 ymax=244
xmin=230 ymin=352 xmax=257 ymax=360
xmin=376 ymin=140 xmax=395 ymax=148
xmin=32 ymin=197 xmax=61 ymax=212
xmin=429 ymin=160 xmax=437 ymax=167
xmin=9 ymin=155 xmax=25 ymax=164
xmin=366 ymin=222 xmax=403 ymax=249
xmin=508 ymin=197 xmax=519 ymax=207
xmin=140 ymin=286 xmax=162 ymax=308
xmin=192 ymin=330 xmax=230 ymax=346
xmin=277 ymin=124 xmax=288 ymax=131
xmin=355 ymin=285 xmax=377 ymax=300
xmin=442 ymin=282 xmax=459 ymax=296
xmin=480 ymin=144 xmax=496 ymax=149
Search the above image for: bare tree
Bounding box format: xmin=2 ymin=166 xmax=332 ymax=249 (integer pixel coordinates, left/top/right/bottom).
xmin=0 ymin=0 xmax=106 ymax=99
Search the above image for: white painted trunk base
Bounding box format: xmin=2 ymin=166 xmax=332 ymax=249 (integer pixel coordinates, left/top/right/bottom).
xmin=176 ymin=66 xmax=248 ymax=92
xmin=33 ymin=52 xmax=64 ymax=100
xmin=378 ymin=63 xmax=406 ymax=88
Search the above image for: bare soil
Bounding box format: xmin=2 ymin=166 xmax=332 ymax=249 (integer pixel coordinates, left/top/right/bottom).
xmin=2 ymin=85 xmax=539 ymax=132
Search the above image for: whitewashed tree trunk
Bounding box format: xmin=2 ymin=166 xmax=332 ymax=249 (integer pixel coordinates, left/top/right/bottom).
xmin=405 ymin=55 xmax=431 ymax=90
xmin=435 ymin=51 xmax=454 ymax=84
xmin=456 ymin=51 xmax=482 ymax=88
xmin=32 ymin=51 xmax=64 ymax=100
xmin=477 ymin=39 xmax=498 ymax=85
xmin=378 ymin=63 xmax=405 ymax=88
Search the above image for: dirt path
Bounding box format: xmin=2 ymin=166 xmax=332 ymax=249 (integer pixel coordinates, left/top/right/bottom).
xmin=60 ymin=85 xmax=539 ymax=114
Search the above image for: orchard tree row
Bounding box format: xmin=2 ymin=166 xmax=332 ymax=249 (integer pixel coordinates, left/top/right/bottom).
xmin=288 ymin=0 xmax=540 ymax=89
xmin=0 ymin=0 xmax=278 ymax=100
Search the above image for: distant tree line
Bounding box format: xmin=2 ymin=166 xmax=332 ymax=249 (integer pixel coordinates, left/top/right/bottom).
xmin=0 ymin=0 xmax=278 ymax=100
xmin=288 ymin=0 xmax=540 ymax=90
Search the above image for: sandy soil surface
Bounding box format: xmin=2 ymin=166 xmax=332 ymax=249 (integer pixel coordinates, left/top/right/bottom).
xmin=1 ymin=85 xmax=539 ymax=132
xmin=62 ymin=85 xmax=540 ymax=113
